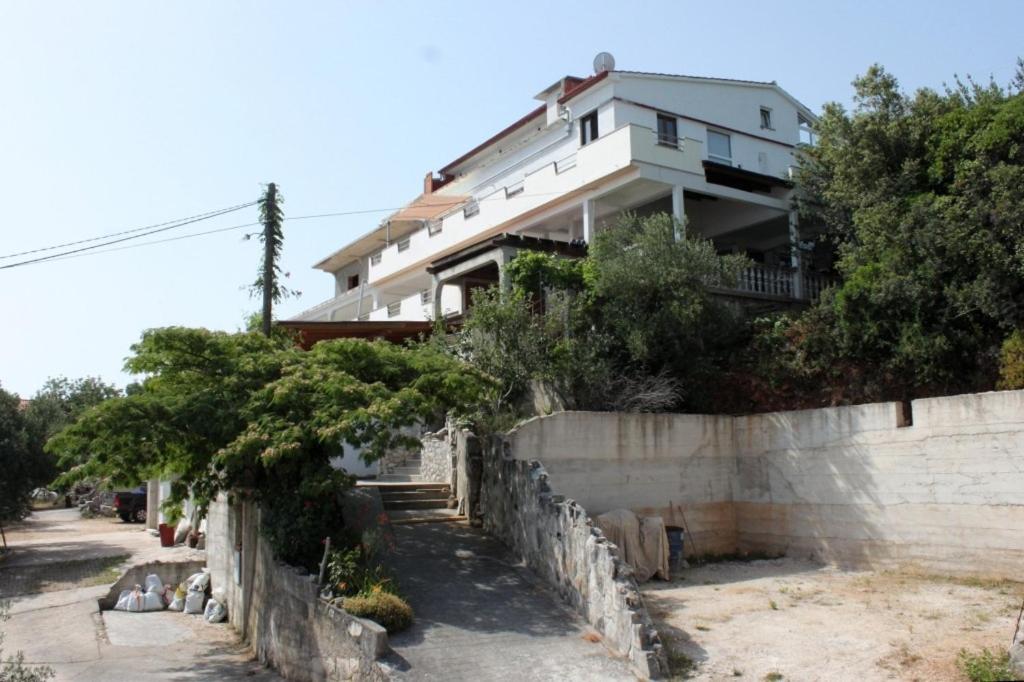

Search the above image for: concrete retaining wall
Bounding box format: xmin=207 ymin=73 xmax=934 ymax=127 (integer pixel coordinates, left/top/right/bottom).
xmin=98 ymin=559 xmax=207 ymax=610
xmin=207 ymin=497 xmax=391 ymax=681
xmin=477 ymin=433 xmax=668 ymax=679
xmin=504 ymin=390 xmax=1024 ymax=578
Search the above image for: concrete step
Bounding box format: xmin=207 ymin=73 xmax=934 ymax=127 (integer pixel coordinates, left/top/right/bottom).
xmin=387 ymin=508 xmax=466 ymax=525
xmin=383 ymin=499 xmax=449 ymax=511
xmin=377 ymin=490 xmax=451 ymax=502
xmin=377 ymin=474 xmax=423 ymax=483
xmin=357 ymin=481 xmax=450 ymax=491
xmin=390 ymin=467 xmax=423 ymax=476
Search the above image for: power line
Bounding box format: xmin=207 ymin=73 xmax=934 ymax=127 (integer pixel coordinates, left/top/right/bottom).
xmin=0 ymin=189 xmax=578 ymax=271
xmin=0 ymin=202 xmax=259 ymax=260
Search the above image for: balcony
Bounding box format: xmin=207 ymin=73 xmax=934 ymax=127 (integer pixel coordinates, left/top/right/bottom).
xmin=715 ymin=263 xmax=833 ymax=302
xmin=365 ymin=124 xmax=705 ymax=284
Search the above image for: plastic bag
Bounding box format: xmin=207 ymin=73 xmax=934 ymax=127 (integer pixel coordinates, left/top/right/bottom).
xmin=142 ymin=590 xmax=164 ymax=611
xmin=174 ymin=519 xmax=192 ymax=545
xmin=184 ymin=589 xmax=205 ymax=614
xmin=203 ymin=598 xmax=226 ymax=623
xmin=188 ymin=570 xmax=210 ymax=592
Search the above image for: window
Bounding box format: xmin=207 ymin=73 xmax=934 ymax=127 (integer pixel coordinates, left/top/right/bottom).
xmin=760 ymin=107 xmax=773 ymax=130
xmin=346 ymin=274 xmax=359 ymax=291
xmin=463 ymin=198 xmax=479 ymax=219
xmin=427 ymin=219 xmax=443 ymax=236
xmin=387 ymin=301 xmax=401 ymax=318
xmin=505 ymin=181 xmax=524 ymax=198
xmin=707 ymin=130 xmax=732 ymax=165
xmin=579 ymin=111 xmax=599 ymax=146
xmin=656 ymin=114 xmax=678 ymax=147
xmin=798 ymin=113 xmax=816 ymax=146
xmin=420 ymin=289 xmax=432 ymax=305
xmin=370 ymin=251 xmax=382 ymax=266
xmin=397 ymin=237 xmax=411 ymax=252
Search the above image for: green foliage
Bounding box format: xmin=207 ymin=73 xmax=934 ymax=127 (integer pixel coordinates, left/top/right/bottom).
xmin=0 ymin=387 xmax=33 ymax=525
xmin=956 ymin=647 xmax=1014 ymax=682
xmin=341 ymin=591 xmax=413 ymax=633
xmin=1 ymin=601 xmax=55 ymax=681
xmin=790 ymin=62 xmax=1024 ymax=402
xmin=457 ymin=211 xmax=746 ymax=415
xmin=326 ymin=542 xmax=396 ymax=598
xmin=47 ymin=328 xmax=490 ymax=569
xmin=997 ymin=329 xmax=1024 ymax=390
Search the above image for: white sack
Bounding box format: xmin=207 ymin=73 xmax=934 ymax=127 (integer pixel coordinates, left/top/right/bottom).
xmin=114 ymin=586 xmax=146 ymax=612
xmin=174 ymin=518 xmax=192 ymax=545
xmin=167 ymin=582 xmax=188 ymax=611
xmin=203 ymin=598 xmax=226 ymax=623
xmin=187 ymin=570 xmax=210 ymax=592
xmin=142 ymin=590 xmax=165 ymax=611
xmin=143 ymin=574 xmax=163 ymax=594
xmin=183 ymin=589 xmax=205 ymax=614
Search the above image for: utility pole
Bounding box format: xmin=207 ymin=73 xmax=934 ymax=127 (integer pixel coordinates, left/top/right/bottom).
xmin=257 ymin=182 xmax=284 ymax=337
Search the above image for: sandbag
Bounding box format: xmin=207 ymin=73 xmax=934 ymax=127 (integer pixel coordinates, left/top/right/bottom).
xmin=142 ymin=590 xmax=165 ymax=611
xmin=143 ymin=574 xmax=163 ymax=594
xmin=114 ymin=587 xmax=145 ymax=612
xmin=183 ymin=589 xmax=205 ymax=614
xmin=188 ymin=570 xmax=210 ymax=592
xmin=174 ymin=518 xmax=192 ymax=545
xmin=203 ymin=598 xmax=226 ymax=623
xmin=595 ymin=509 xmax=671 ymax=583
xmin=167 ymin=582 xmax=188 ymax=611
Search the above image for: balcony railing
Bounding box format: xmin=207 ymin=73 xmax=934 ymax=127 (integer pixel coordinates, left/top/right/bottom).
xmin=727 ymin=263 xmax=833 ymax=302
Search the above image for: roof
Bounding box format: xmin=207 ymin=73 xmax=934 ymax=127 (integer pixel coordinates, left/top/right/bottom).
xmin=278 ymin=320 xmax=435 ymax=349
xmin=426 ymin=233 xmax=588 ymax=275
xmin=614 ymin=70 xmax=817 ymax=120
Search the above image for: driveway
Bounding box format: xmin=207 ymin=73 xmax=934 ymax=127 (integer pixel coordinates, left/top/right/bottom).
xmin=0 ymin=508 xmax=279 ymax=681
xmin=383 ymin=523 xmax=637 ymax=681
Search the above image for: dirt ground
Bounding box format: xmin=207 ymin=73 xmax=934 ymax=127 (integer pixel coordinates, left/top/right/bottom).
xmin=642 ymin=558 xmax=1023 ymax=682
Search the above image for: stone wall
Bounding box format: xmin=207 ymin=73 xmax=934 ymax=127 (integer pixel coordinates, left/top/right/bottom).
xmin=419 ymin=428 xmax=454 ymax=483
xmin=503 ymin=389 xmax=1024 ymax=578
xmin=477 ymin=433 xmax=668 ymax=679
xmin=207 ymin=497 xmax=391 ymax=681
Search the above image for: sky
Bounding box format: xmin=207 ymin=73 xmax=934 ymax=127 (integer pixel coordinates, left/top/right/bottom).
xmin=1 ymin=0 xmax=1022 ymax=397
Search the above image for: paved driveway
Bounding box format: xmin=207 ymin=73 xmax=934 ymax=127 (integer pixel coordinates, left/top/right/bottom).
xmin=383 ymin=523 xmax=637 ymax=681
xmin=1 ymin=508 xmax=279 ymax=681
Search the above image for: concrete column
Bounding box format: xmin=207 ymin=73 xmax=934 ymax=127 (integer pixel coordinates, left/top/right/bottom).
xmin=431 ymin=274 xmax=444 ymax=320
xmin=146 ymin=479 xmax=159 ymax=530
xmin=671 ymin=185 xmax=685 ymax=241
xmin=582 ymin=198 xmax=595 ymax=244
xmin=498 ymin=249 xmax=516 ymax=295
xmin=789 ymin=209 xmax=805 ymax=300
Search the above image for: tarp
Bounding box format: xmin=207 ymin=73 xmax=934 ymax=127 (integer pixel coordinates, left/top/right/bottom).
xmin=595 ymin=509 xmax=671 ymax=583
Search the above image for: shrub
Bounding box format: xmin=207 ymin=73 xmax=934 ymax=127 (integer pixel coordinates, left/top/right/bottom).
xmin=342 ymin=591 xmax=413 ymax=633
xmin=956 ymin=647 xmax=1013 ymax=682
xmin=997 ymin=329 xmax=1024 ymax=390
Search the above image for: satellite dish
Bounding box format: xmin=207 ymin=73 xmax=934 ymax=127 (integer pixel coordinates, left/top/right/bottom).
xmin=593 ymin=52 xmax=615 ymax=74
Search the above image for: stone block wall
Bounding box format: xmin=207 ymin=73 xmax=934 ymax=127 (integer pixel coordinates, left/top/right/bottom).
xmin=502 ymin=389 xmax=1024 ymax=578
xmin=207 ymin=497 xmax=391 ymax=681
xmin=419 ymin=428 xmax=454 ymax=483
xmin=479 ymin=435 xmax=668 ymax=679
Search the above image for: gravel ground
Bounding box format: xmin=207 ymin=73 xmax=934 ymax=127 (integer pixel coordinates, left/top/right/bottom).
xmin=642 ymin=558 xmax=1023 ymax=682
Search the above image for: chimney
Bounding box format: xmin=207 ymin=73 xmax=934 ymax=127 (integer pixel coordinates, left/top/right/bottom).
xmin=424 ymin=171 xmax=435 ymax=195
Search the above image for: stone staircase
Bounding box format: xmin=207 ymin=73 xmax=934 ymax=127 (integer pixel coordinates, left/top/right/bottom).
xmin=358 ymin=455 xmax=463 ymax=525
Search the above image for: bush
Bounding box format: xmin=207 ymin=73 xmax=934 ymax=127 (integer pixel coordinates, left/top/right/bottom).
xmin=997 ymin=329 xmax=1024 ymax=390
xmin=342 ymin=591 xmax=413 ymax=633
xmin=956 ymin=647 xmax=1014 ymax=682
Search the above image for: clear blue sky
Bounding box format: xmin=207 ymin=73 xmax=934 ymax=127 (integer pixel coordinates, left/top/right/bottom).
xmin=2 ymin=1 xmax=1021 ymax=396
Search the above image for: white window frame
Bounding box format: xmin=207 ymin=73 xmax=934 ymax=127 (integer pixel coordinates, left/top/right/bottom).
xmin=656 ymin=113 xmax=679 ymax=148
xmin=706 ymin=129 xmax=732 ymax=165
xmin=579 ymin=111 xmax=599 ymax=146
xmin=463 ymin=198 xmax=479 ymax=219
xmin=396 ymin=237 xmax=411 ymax=252
xmin=420 ymin=289 xmax=432 ymax=305
xmin=427 ymin=219 xmax=443 ymax=236
xmin=760 ymin=107 xmax=773 ymax=130
xmin=370 ymin=251 xmax=382 ymax=266
xmin=386 ymin=301 xmax=401 ymax=318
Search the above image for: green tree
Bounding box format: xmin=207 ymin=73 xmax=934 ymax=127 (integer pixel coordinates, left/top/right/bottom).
xmin=21 ymin=376 xmax=120 ymax=486
xmin=48 ymin=328 xmax=491 ymax=568
xmin=0 ymin=386 xmax=33 ymax=532
xmin=792 ymin=62 xmax=1024 ymax=401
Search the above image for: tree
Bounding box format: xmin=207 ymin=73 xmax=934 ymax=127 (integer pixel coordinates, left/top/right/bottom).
xmin=790 ymin=62 xmax=1024 ymax=402
xmin=0 ymin=386 xmax=33 ymax=535
xmin=456 ymin=211 xmax=747 ymax=414
xmin=250 ymin=183 xmax=297 ymax=336
xmin=47 ymin=328 xmax=492 ymax=568
xmin=21 ymin=377 xmax=120 ymax=486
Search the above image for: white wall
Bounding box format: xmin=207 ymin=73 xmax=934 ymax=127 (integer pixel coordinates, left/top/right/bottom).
xmin=504 ymin=390 xmax=1024 ymax=577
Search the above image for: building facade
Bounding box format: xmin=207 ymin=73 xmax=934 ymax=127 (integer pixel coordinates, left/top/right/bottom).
xmin=294 ymin=63 xmax=823 ymax=325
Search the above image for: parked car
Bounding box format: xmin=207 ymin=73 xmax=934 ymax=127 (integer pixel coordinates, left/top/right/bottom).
xmin=113 ymin=487 xmax=147 ymax=523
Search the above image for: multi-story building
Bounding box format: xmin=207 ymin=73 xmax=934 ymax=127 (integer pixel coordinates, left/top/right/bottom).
xmin=292 ymin=56 xmax=823 ymax=327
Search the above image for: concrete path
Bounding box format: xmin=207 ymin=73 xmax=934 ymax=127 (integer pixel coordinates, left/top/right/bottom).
xmin=383 ymin=523 xmax=637 ymax=681
xmin=1 ymin=509 xmax=279 ymax=681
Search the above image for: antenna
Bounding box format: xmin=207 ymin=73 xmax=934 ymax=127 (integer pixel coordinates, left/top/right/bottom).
xmin=593 ymin=52 xmax=615 ymax=74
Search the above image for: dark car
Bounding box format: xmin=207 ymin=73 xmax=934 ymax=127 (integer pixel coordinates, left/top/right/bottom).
xmin=113 ymin=486 xmax=147 ymax=523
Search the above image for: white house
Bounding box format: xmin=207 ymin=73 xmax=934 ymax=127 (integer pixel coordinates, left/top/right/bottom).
xmin=292 ymin=56 xmax=823 ymax=326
